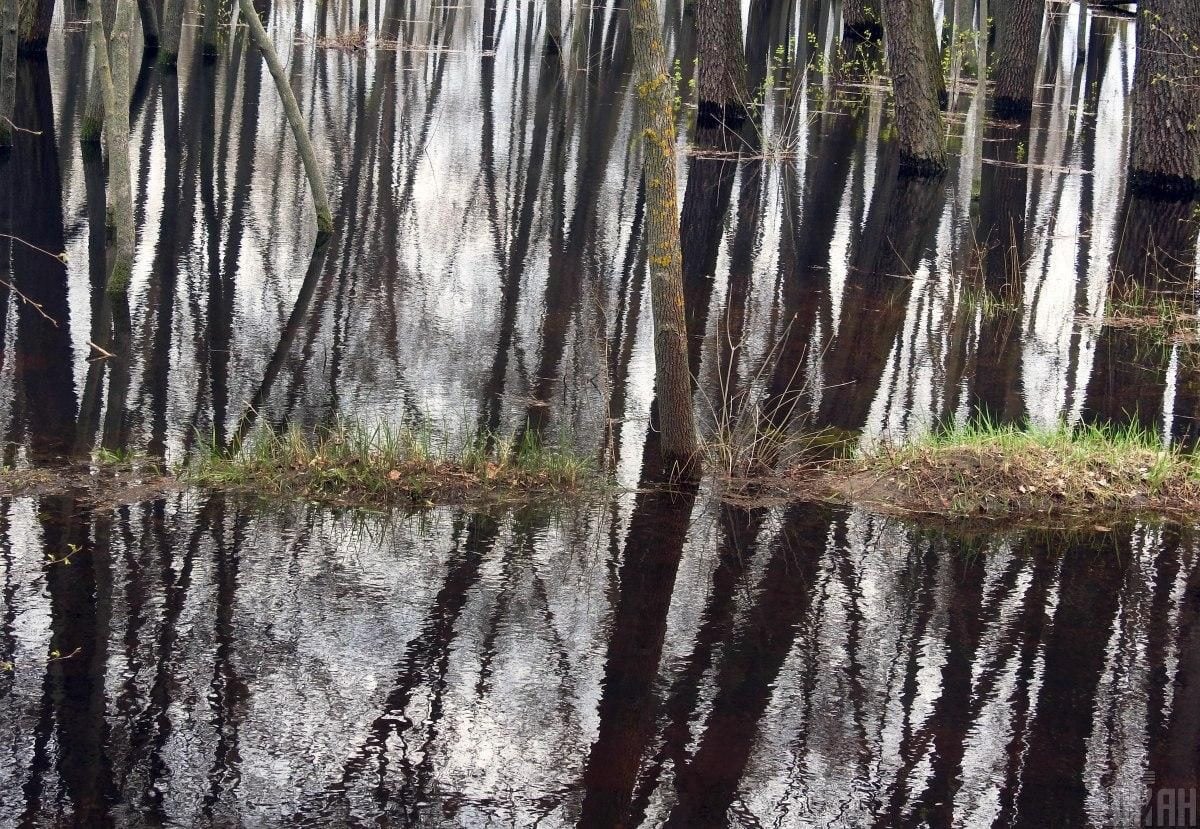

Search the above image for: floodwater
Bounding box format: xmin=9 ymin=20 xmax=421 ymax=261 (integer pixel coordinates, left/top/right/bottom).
xmin=1 ymin=0 xmax=1198 ymax=824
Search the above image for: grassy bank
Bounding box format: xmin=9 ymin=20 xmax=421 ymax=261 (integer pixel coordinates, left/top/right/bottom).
xmin=185 ymin=421 xmax=598 ymax=507
xmin=824 ymin=419 xmax=1200 ymax=523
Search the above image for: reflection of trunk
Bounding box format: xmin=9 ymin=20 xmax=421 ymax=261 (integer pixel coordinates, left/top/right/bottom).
xmin=40 ymin=499 xmax=116 ymax=825
xmin=992 ymin=0 xmax=1042 ymax=116
xmin=680 ymin=126 xmax=739 ymax=377
xmin=695 ymin=0 xmax=747 ymax=129
xmin=624 ymin=504 xmax=768 ymax=828
xmin=1013 ymin=532 xmax=1130 ymax=827
xmin=880 ymin=0 xmax=946 ymax=173
xmin=969 ymin=115 xmax=1031 ymax=423
xmin=843 ymin=0 xmax=882 ymax=41
xmin=11 ymin=60 xmax=77 ymax=459
xmin=630 ymin=0 xmax=698 ymax=469
xmin=100 ymin=295 xmax=133 ymax=452
xmin=1128 ymin=0 xmax=1200 ymax=197
xmin=664 ymin=503 xmax=827 ymax=827
xmin=1145 ymin=546 xmax=1200 ymax=817
xmin=818 ymin=163 xmax=945 ymax=432
xmin=578 ymin=423 xmax=699 ymax=828
xmin=1083 ymin=196 xmax=1199 ymax=431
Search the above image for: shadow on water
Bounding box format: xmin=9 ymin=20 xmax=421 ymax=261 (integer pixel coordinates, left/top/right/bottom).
xmin=0 ymin=0 xmax=1198 ymax=824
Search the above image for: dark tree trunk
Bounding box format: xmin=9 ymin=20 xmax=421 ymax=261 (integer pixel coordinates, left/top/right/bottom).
xmin=629 ymin=0 xmax=699 ymax=471
xmin=0 ymin=0 xmax=15 ymax=147
xmin=880 ymin=0 xmax=946 ymax=174
xmin=695 ymin=0 xmax=747 ymax=130
xmin=136 ymin=0 xmax=159 ymax=51
xmin=993 ymin=0 xmax=1043 ymax=116
xmin=1128 ymin=0 xmax=1200 ymax=197
xmin=16 ymin=0 xmax=53 ymax=52
xmin=843 ymin=0 xmax=881 ymax=41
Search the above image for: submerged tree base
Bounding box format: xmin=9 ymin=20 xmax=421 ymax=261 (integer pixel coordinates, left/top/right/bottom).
xmin=185 ymin=421 xmax=599 ymax=508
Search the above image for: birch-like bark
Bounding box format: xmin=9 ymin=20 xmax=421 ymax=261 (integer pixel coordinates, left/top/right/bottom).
xmin=238 ymin=0 xmax=333 ymax=241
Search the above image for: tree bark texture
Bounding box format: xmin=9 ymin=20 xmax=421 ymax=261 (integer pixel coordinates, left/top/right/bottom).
xmin=16 ymin=0 xmax=52 ymax=52
xmin=843 ymin=0 xmax=881 ymax=41
xmin=136 ymin=0 xmax=159 ymax=51
xmin=695 ymin=0 xmax=746 ymax=129
xmin=1129 ymin=0 xmax=1200 ymax=197
xmin=201 ymin=0 xmax=217 ymax=57
xmin=992 ymin=0 xmax=1043 ymax=116
xmin=81 ymin=0 xmax=115 ymax=144
xmin=88 ymin=0 xmax=136 ymax=294
xmin=239 ymin=0 xmax=333 ymax=242
xmin=629 ymin=0 xmax=699 ymax=471
xmin=158 ymin=0 xmax=182 ymax=66
xmin=0 ymin=0 xmax=16 ymax=147
xmin=880 ymin=0 xmax=946 ymax=174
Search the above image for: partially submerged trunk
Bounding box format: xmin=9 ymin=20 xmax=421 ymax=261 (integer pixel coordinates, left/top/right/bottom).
xmin=238 ymin=0 xmax=333 ymax=242
xmin=695 ymin=0 xmax=747 ymax=130
xmin=16 ymin=0 xmax=53 ymax=53
xmin=81 ymin=0 xmax=116 ymax=144
xmin=629 ymin=0 xmax=698 ymax=472
xmin=202 ymin=0 xmax=218 ymax=57
xmin=1 ymin=0 xmax=16 ymax=147
xmin=158 ymin=0 xmax=182 ymax=66
xmin=880 ymin=0 xmax=946 ymax=174
xmin=1128 ymin=0 xmax=1200 ymax=197
xmin=88 ymin=0 xmax=136 ymax=294
xmin=843 ymin=0 xmax=881 ymax=41
xmin=992 ymin=0 xmax=1043 ymax=116
xmin=136 ymin=0 xmax=159 ymax=52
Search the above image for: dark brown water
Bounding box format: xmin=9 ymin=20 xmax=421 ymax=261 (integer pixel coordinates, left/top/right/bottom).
xmin=1 ymin=0 xmax=1199 ymax=824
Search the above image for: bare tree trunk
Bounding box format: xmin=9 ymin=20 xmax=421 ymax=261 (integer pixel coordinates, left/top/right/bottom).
xmin=88 ymin=0 xmax=136 ymax=293
xmin=1129 ymin=0 xmax=1200 ymax=197
xmin=201 ymin=0 xmax=217 ymax=56
xmin=992 ymin=0 xmax=1043 ymax=116
xmin=629 ymin=0 xmax=698 ymax=471
xmin=16 ymin=0 xmax=53 ymax=52
xmin=843 ymin=0 xmax=881 ymax=42
xmin=880 ymin=0 xmax=946 ymax=174
xmin=545 ymin=0 xmax=560 ymax=54
xmin=238 ymin=0 xmax=333 ymax=242
xmin=81 ymin=0 xmax=115 ymax=144
xmin=695 ymin=0 xmax=747 ymax=130
xmin=0 ymin=0 xmax=16 ymax=147
xmin=136 ymin=0 xmax=159 ymax=51
xmin=158 ymin=0 xmax=181 ymax=66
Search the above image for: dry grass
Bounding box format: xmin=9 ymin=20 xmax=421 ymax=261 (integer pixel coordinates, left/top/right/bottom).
xmin=824 ymin=418 xmax=1200 ymax=524
xmin=184 ymin=420 xmax=598 ymax=508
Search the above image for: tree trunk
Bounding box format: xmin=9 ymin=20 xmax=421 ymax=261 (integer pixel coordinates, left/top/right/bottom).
xmin=87 ymin=0 xmax=135 ymax=294
xmin=81 ymin=0 xmax=115 ymax=144
xmin=16 ymin=0 xmax=53 ymax=52
xmin=544 ymin=0 xmax=560 ymax=54
xmin=136 ymin=0 xmax=159 ymax=51
xmin=238 ymin=0 xmax=333 ymax=242
xmin=695 ymin=0 xmax=747 ymax=130
xmin=992 ymin=0 xmax=1043 ymax=116
xmin=158 ymin=0 xmax=181 ymax=66
xmin=880 ymin=0 xmax=946 ymax=174
xmin=1129 ymin=0 xmax=1200 ymax=197
xmin=843 ymin=0 xmax=881 ymax=42
xmin=201 ymin=0 xmax=217 ymax=57
xmin=629 ymin=0 xmax=698 ymax=472
xmin=0 ymin=0 xmax=16 ymax=147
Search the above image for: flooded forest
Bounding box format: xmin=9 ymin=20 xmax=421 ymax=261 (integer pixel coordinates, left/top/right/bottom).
xmin=1 ymin=0 xmax=1200 ymax=824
